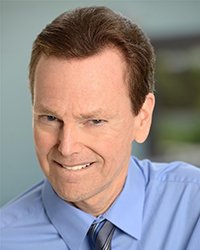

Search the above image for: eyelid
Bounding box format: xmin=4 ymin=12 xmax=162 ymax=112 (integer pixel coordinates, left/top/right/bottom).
xmin=37 ymin=114 xmax=62 ymax=124
xmin=87 ymin=119 xmax=107 ymax=126
xmin=46 ymin=115 xmax=58 ymax=121
xmin=40 ymin=114 xmax=57 ymax=119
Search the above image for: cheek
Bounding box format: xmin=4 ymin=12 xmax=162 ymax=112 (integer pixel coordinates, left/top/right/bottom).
xmin=95 ymin=129 xmax=133 ymax=163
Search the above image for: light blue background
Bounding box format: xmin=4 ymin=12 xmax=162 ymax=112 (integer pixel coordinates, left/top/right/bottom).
xmin=1 ymin=0 xmax=200 ymax=206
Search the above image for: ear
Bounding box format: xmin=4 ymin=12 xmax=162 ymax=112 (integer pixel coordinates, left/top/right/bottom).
xmin=134 ymin=93 xmax=155 ymax=143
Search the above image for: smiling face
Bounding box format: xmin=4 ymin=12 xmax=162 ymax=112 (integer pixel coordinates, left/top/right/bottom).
xmin=33 ymin=47 xmax=154 ymax=215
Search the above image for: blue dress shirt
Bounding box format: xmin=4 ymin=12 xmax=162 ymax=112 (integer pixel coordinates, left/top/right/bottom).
xmin=1 ymin=156 xmax=200 ymax=250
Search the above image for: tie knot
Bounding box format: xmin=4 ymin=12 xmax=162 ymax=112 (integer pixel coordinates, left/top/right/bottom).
xmin=88 ymin=219 xmax=115 ymax=250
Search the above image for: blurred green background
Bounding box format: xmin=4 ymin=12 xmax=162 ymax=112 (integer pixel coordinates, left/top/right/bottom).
xmin=1 ymin=0 xmax=200 ymax=206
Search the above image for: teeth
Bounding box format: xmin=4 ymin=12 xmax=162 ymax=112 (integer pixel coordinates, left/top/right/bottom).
xmin=62 ymin=163 xmax=91 ymax=171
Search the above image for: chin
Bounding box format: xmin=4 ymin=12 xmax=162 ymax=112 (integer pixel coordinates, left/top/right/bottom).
xmin=50 ymin=181 xmax=90 ymax=203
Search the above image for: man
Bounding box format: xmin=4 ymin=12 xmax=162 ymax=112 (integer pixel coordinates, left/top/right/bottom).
xmin=1 ymin=6 xmax=200 ymax=250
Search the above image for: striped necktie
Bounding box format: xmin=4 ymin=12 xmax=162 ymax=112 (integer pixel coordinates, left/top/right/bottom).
xmin=88 ymin=219 xmax=115 ymax=250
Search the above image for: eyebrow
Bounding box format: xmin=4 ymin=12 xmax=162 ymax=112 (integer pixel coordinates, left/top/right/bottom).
xmin=33 ymin=104 xmax=62 ymax=117
xmin=33 ymin=105 xmax=110 ymax=119
xmin=79 ymin=109 xmax=108 ymax=119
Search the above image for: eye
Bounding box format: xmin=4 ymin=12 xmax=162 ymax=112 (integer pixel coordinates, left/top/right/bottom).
xmin=88 ymin=119 xmax=107 ymax=126
xmin=38 ymin=115 xmax=62 ymax=126
xmin=46 ymin=115 xmax=57 ymax=121
xmin=39 ymin=115 xmax=58 ymax=122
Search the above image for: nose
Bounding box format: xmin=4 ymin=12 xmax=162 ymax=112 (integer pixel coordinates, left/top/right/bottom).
xmin=58 ymin=124 xmax=83 ymax=157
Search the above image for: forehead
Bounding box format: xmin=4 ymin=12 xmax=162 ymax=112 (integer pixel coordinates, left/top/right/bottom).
xmin=33 ymin=47 xmax=132 ymax=115
xmin=35 ymin=46 xmax=128 ymax=86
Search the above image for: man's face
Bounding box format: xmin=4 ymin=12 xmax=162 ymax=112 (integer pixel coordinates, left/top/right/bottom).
xmin=33 ymin=47 xmax=152 ymax=214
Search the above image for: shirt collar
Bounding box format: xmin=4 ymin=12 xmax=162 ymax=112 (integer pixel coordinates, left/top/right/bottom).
xmin=104 ymin=156 xmax=146 ymax=240
xmin=42 ymin=156 xmax=145 ymax=248
xmin=42 ymin=180 xmax=95 ymax=250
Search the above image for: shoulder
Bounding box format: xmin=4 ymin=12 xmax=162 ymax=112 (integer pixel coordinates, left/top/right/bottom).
xmin=132 ymin=156 xmax=200 ymax=217
xmin=131 ymin=156 xmax=200 ymax=186
xmin=0 ymin=180 xmax=45 ymax=229
xmin=131 ymin=157 xmax=200 ymax=247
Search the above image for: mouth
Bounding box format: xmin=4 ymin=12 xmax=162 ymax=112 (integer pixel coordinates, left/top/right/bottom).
xmin=56 ymin=161 xmax=94 ymax=171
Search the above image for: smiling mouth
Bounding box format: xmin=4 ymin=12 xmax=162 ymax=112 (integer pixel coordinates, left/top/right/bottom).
xmin=57 ymin=162 xmax=93 ymax=171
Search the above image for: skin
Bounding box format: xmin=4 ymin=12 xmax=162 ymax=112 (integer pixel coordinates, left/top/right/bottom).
xmin=33 ymin=47 xmax=154 ymax=216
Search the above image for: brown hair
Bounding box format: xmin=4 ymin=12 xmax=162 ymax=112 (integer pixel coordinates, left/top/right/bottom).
xmin=29 ymin=6 xmax=155 ymax=115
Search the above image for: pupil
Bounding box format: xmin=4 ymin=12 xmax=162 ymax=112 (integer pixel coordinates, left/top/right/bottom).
xmin=94 ymin=120 xmax=101 ymax=124
xmin=48 ymin=116 xmax=56 ymax=121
